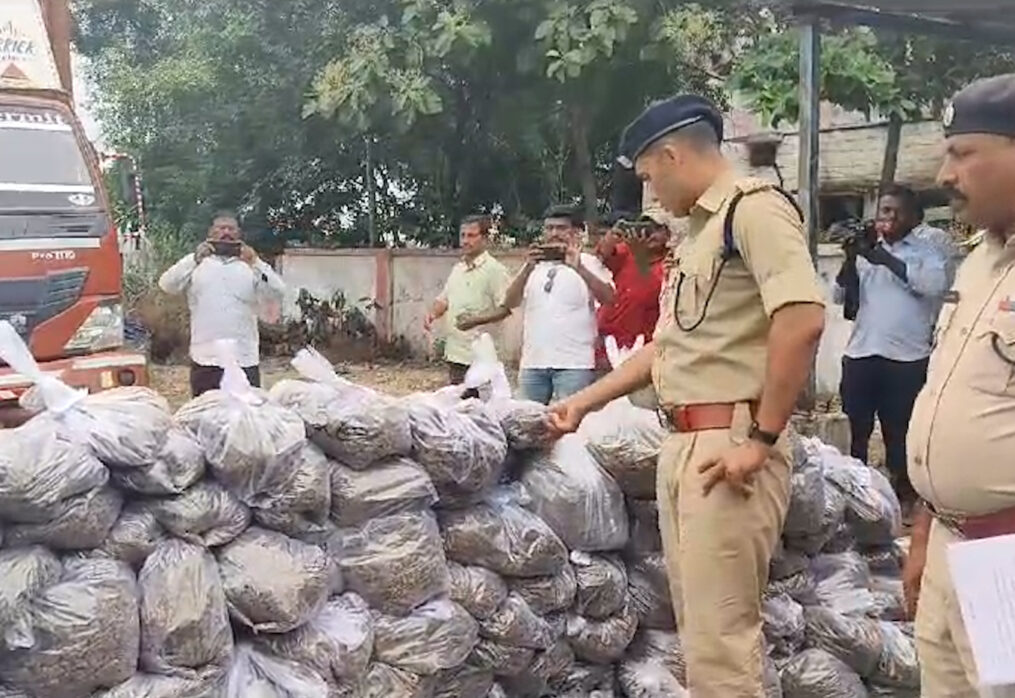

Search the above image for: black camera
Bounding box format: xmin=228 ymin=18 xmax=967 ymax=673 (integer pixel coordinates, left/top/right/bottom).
xmin=827 ymin=219 xmax=876 ymax=254
xmin=209 ymin=239 xmax=241 ymax=257
xmin=536 ymin=244 xmax=566 ymax=262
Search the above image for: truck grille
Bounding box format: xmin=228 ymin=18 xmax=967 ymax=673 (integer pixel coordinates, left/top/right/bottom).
xmin=0 ymin=268 xmax=88 ymax=339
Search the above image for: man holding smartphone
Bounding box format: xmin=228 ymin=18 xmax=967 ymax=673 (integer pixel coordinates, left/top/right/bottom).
xmin=467 ymin=204 xmax=614 ymax=403
xmin=159 ymin=211 xmax=285 ymax=396
xmin=594 ymin=209 xmax=671 ymax=370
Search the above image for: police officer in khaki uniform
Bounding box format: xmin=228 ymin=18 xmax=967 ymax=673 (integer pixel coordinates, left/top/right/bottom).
xmin=548 ymin=95 xmax=825 ymax=696
xmin=904 ymin=74 xmax=1015 ymax=698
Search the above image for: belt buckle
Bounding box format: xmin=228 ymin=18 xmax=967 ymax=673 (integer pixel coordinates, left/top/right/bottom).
xmin=931 ymin=507 xmax=966 ymax=537
xmin=656 ymin=407 xmax=672 ymax=431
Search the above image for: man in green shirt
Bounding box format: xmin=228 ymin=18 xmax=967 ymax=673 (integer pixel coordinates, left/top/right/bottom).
xmin=424 ymin=215 xmax=511 ymax=387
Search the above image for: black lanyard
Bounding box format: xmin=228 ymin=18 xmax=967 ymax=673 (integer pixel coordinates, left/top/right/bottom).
xmin=992 ymin=333 xmax=1015 ymax=367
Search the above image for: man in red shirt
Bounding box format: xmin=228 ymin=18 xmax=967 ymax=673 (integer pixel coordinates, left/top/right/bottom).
xmin=594 ymin=210 xmax=671 ymax=370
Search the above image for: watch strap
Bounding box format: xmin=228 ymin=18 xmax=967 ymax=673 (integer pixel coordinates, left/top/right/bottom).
xmin=749 ymin=421 xmax=779 ymax=446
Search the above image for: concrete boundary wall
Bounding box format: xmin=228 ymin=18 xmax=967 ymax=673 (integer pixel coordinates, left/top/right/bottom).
xmin=279 ymin=245 xmax=858 ymax=395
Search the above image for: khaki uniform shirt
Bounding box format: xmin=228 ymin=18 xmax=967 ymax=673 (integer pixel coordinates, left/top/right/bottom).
xmin=440 ymin=251 xmax=510 ymax=365
xmin=908 ymin=234 xmax=1015 ymax=516
xmin=652 ymin=173 xmax=825 ymax=405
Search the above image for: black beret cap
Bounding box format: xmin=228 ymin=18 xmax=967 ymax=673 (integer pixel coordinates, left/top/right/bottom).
xmin=944 ymin=73 xmax=1015 ymax=138
xmin=617 ymin=95 xmax=723 ymax=169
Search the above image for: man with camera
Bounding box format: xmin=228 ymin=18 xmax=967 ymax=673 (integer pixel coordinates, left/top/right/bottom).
xmin=835 ymin=184 xmax=951 ymax=514
xmin=159 ymin=211 xmax=285 ymax=397
xmin=594 ymin=209 xmax=670 ymax=369
xmin=486 ymin=204 xmax=615 ymax=403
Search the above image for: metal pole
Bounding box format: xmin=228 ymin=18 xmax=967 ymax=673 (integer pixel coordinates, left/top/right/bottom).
xmin=798 ymin=16 xmax=820 ymax=264
xmin=798 ymin=15 xmax=821 ymax=410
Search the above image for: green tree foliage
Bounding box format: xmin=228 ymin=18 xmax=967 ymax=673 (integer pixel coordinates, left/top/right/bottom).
xmin=730 ymin=18 xmax=1015 ymax=184
xmin=76 ymin=0 xmax=358 ymax=242
xmin=78 ymin=0 xmax=1015 ymax=248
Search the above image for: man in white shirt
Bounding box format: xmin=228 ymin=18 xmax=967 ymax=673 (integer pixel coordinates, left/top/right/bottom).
xmin=159 ymin=212 xmax=285 ymax=397
xmin=498 ymin=204 xmax=615 ymax=403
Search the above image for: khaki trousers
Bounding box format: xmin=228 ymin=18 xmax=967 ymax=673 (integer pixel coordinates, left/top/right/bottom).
xmin=656 ymin=404 xmax=791 ymax=697
xmin=916 ymin=520 xmax=1015 ymax=698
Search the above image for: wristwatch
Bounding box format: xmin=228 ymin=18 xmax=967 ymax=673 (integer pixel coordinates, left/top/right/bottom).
xmin=748 ymin=421 xmax=779 ymax=447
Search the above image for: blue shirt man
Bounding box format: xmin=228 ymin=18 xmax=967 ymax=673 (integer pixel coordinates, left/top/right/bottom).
xmin=835 ymin=185 xmax=953 ymax=511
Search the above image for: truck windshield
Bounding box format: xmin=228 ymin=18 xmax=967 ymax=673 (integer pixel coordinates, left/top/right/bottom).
xmin=0 ymin=105 xmax=97 ymax=211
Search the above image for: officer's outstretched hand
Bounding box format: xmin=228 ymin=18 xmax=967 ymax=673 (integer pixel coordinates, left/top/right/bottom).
xmin=698 ymin=441 xmax=770 ymax=498
xmin=546 ymin=399 xmax=588 ymax=438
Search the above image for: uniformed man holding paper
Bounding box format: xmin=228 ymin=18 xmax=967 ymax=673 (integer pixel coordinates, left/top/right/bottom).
xmin=904 ymin=74 xmax=1015 ymax=698
xmin=548 ymin=95 xmax=825 ymax=696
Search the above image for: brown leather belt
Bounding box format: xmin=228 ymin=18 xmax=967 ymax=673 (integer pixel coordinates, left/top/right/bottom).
xmin=658 ymin=401 xmax=757 ymax=433
xmin=928 ymin=502 xmax=1015 ymax=540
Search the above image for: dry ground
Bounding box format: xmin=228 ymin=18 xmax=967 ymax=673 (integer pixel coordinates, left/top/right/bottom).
xmin=151 ymin=358 xmax=452 ymax=409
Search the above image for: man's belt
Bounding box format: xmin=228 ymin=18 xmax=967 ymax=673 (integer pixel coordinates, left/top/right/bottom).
xmin=928 ymin=502 xmax=1015 ymax=540
xmin=657 ymin=401 xmax=757 ymax=433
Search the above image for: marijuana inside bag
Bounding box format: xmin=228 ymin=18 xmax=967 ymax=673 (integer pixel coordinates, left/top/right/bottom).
xmin=571 ymin=552 xmax=628 ymax=620
xmin=334 ymin=511 xmax=450 ymax=616
xmin=139 ymin=540 xmax=233 ymax=677
xmin=3 ymin=486 xmax=122 ymax=551
xmin=216 ymin=527 xmax=333 ymax=634
xmin=372 ymin=599 xmax=479 ymax=675
xmin=0 ymin=558 xmax=140 ymax=698
xmin=148 ymin=480 xmax=250 ymax=548
xmin=223 ymin=643 xmax=330 ymax=698
xmin=519 ymin=435 xmax=628 ymax=552
xmin=408 ymin=394 xmax=508 ymax=501
xmin=478 ymin=593 xmax=556 ymax=651
xmin=250 ymin=443 xmax=332 ymax=540
xmin=329 ymin=457 xmax=437 ymax=528
xmin=510 ymin=562 xmax=577 ymax=616
xmin=0 ymin=424 xmax=108 ymax=524
xmin=255 ymin=592 xmax=374 ymax=685
xmin=110 ymin=426 xmax=205 ymax=496
xmin=176 ymin=341 xmax=307 ymax=506
xmin=440 ymin=493 xmax=568 ymax=578
xmin=271 ymin=347 xmax=412 ymax=469
xmin=448 ymin=562 xmax=509 ymax=620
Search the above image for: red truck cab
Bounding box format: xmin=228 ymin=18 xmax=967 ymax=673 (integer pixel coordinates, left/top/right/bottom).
xmin=0 ymin=0 xmax=146 ymax=423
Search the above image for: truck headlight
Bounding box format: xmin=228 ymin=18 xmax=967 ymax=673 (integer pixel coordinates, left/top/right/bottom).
xmin=64 ymin=302 xmax=124 ymax=353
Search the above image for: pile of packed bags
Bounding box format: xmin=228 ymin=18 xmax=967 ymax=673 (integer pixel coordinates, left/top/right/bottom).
xmin=767 ymin=437 xmax=918 ymax=698
xmin=0 ymin=322 xmax=917 ymax=698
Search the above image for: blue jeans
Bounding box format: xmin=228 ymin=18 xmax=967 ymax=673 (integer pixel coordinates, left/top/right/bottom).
xmin=517 ymin=368 xmax=597 ymax=405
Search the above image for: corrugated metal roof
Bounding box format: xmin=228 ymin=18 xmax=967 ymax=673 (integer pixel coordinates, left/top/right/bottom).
xmin=789 ymin=1 xmax=1015 ymax=44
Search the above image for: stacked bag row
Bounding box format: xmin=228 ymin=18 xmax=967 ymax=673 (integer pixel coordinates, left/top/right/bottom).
xmin=0 ymin=318 xmax=920 ymax=698
xmin=766 ymin=437 xmax=919 ymax=697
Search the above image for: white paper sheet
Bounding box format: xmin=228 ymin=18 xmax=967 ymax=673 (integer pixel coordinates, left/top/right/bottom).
xmin=947 ymin=534 xmax=1015 ymax=688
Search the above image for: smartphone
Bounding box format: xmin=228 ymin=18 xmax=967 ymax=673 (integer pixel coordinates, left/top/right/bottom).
xmin=538 ymin=244 xmax=566 ymax=262
xmin=210 ymin=239 xmax=241 ymax=257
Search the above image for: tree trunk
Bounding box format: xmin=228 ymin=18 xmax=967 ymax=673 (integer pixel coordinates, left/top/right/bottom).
xmin=365 ymin=136 xmax=377 ymax=247
xmin=878 ymin=113 xmax=903 ymax=198
xmin=569 ymin=103 xmax=598 ymax=223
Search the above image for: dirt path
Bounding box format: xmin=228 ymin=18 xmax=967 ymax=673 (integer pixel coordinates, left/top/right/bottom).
xmin=151 ymin=358 xmax=450 ymax=409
